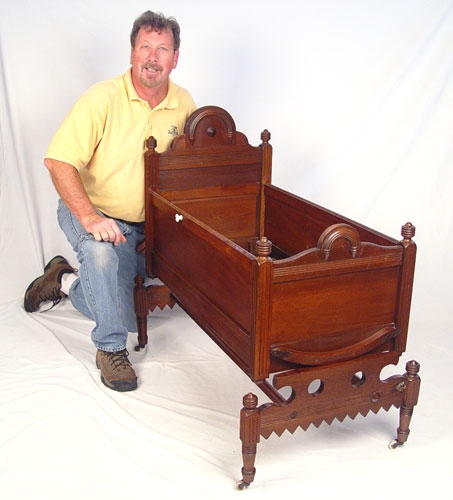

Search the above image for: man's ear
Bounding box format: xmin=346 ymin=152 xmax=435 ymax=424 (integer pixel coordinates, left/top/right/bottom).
xmin=173 ymin=50 xmax=180 ymax=69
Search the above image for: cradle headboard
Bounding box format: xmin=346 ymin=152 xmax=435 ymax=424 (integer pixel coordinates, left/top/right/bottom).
xmin=144 ymin=106 xmax=273 ymax=243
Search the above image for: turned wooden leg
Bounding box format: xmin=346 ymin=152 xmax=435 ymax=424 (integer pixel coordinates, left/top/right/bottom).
xmin=390 ymin=360 xmax=421 ymax=448
xmin=397 ymin=360 xmax=421 ymax=444
xmin=237 ymin=393 xmax=260 ymax=489
xmin=134 ymin=275 xmax=149 ymax=351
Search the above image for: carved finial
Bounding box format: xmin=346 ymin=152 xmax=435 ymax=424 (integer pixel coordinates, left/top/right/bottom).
xmin=255 ymin=236 xmax=272 ymax=259
xmin=406 ymin=360 xmax=420 ymax=376
xmin=146 ymin=136 xmax=157 ymax=151
xmin=261 ymin=129 xmax=271 ymax=144
xmin=401 ymin=222 xmax=415 ymax=241
xmin=134 ymin=274 xmax=145 ymax=286
xmin=242 ymin=393 xmax=258 ymax=409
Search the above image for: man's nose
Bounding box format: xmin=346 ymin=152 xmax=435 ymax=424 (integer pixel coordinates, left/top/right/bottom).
xmin=147 ymin=47 xmax=159 ymax=61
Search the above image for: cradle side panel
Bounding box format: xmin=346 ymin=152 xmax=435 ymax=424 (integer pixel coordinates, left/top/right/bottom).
xmin=172 ymin=190 xmax=260 ymax=247
xmin=264 ymin=184 xmax=398 ymax=256
xmin=153 ymin=147 xmax=265 ymax=248
xmin=270 ymin=266 xmax=400 ymax=364
xmin=150 ymin=192 xmax=257 ymax=374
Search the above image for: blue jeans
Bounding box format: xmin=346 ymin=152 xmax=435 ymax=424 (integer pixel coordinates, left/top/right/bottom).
xmin=57 ymin=200 xmax=146 ymax=352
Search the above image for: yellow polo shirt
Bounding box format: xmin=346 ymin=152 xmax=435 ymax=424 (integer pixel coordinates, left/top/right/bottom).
xmin=45 ymin=69 xmax=196 ymax=222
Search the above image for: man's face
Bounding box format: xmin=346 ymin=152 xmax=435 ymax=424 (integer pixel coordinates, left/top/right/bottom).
xmin=130 ymin=26 xmax=179 ymax=93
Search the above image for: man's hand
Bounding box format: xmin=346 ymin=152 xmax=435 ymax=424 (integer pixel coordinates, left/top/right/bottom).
xmin=82 ymin=213 xmax=127 ymax=246
xmin=44 ymin=160 xmax=126 ymax=246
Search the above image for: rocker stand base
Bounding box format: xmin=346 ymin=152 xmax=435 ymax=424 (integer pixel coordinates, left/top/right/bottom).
xmin=238 ymin=354 xmax=421 ymax=487
xmin=133 ymin=276 xmax=176 ymax=351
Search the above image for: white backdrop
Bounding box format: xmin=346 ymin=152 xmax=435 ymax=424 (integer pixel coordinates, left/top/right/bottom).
xmin=1 ymin=1 xmax=452 ymax=499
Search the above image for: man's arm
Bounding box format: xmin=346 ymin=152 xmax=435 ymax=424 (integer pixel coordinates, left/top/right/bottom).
xmin=44 ymin=158 xmax=126 ymax=246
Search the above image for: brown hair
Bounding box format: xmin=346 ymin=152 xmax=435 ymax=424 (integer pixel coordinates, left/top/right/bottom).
xmin=130 ymin=11 xmax=181 ymax=50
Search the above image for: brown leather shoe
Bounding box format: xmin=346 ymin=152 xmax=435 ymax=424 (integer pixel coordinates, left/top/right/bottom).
xmin=96 ymin=349 xmax=138 ymax=392
xmin=24 ymin=255 xmax=76 ymax=312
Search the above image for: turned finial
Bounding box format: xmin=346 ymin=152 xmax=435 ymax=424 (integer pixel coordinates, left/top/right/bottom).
xmin=401 ymin=222 xmax=415 ymax=241
xmin=256 ymin=236 xmax=272 ymax=260
xmin=146 ymin=136 xmax=157 ymax=151
xmin=242 ymin=393 xmax=258 ymax=410
xmin=134 ymin=274 xmax=145 ymax=286
xmin=261 ymin=129 xmax=271 ymax=144
xmin=406 ymin=360 xmax=420 ymax=376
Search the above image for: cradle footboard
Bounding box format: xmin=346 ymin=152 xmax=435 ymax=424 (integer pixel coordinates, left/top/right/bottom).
xmin=267 ymin=219 xmax=416 ymax=370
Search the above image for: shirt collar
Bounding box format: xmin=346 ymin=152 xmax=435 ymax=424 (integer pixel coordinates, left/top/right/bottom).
xmin=123 ymin=68 xmax=178 ymax=110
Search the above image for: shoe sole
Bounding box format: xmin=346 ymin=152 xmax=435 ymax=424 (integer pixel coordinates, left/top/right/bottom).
xmin=100 ymin=374 xmax=138 ymax=392
xmin=24 ymin=276 xmax=41 ymax=312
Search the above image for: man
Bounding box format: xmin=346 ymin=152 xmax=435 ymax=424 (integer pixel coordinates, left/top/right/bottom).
xmin=23 ymin=11 xmax=196 ymax=392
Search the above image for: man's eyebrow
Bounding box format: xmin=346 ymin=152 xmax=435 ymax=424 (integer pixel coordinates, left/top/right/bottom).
xmin=140 ymin=38 xmax=170 ymax=46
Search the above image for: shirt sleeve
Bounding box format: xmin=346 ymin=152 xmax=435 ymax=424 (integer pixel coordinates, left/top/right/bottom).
xmin=44 ymin=85 xmax=108 ymax=171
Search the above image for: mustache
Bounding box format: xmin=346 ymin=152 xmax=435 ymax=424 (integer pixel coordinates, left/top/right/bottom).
xmin=142 ymin=63 xmax=163 ymax=71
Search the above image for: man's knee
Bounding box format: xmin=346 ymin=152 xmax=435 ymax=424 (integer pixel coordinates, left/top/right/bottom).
xmin=82 ymin=238 xmax=119 ymax=270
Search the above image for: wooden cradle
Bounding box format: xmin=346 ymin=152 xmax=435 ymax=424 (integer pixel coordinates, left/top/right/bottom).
xmin=134 ymin=106 xmax=420 ymax=488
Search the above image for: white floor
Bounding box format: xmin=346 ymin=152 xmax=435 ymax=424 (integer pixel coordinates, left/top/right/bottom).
xmin=1 ymin=294 xmax=451 ymax=500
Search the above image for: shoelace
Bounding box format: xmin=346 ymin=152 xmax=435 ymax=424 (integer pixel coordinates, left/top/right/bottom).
xmin=39 ymin=287 xmax=64 ymax=312
xmin=106 ymin=350 xmax=132 ymax=371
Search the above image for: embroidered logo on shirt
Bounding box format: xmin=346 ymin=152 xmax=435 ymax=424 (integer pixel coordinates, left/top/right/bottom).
xmin=168 ymin=125 xmax=179 ymax=137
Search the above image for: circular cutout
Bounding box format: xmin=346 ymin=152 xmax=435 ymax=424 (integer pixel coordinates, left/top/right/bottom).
xmin=351 ymin=371 xmax=366 ymax=388
xmin=308 ymin=378 xmax=324 ymax=396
